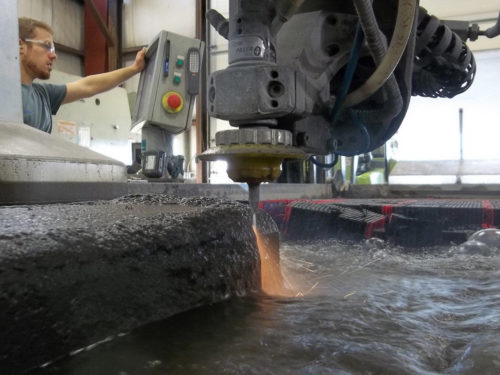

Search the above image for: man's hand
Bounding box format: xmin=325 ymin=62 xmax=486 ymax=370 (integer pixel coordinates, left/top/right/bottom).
xmin=132 ymin=47 xmax=147 ymax=73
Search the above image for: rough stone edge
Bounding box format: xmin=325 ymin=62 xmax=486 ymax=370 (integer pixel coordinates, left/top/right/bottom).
xmin=0 ymin=195 xmax=263 ymax=373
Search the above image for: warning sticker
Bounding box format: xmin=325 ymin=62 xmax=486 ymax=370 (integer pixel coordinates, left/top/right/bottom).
xmin=56 ymin=120 xmax=77 ymax=135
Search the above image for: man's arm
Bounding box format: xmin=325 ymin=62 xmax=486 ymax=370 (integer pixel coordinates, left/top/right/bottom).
xmin=63 ymin=47 xmax=146 ymax=104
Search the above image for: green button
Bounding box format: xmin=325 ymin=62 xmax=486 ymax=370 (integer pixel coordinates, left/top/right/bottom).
xmin=173 ymin=76 xmax=181 ymax=84
xmin=176 ymin=59 xmax=184 ymax=67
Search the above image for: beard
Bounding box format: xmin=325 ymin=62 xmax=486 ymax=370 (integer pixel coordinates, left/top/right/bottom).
xmin=26 ymin=60 xmax=51 ymax=80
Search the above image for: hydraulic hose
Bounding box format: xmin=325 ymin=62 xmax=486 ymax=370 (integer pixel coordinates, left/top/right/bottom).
xmin=413 ymin=7 xmax=476 ymax=98
xmin=207 ymin=9 xmax=229 ymax=40
xmin=271 ymin=0 xmax=306 ymax=35
xmin=312 ymin=25 xmax=363 ymax=167
xmin=343 ymin=0 xmax=417 ymax=108
xmin=352 ymin=0 xmax=403 ymax=122
xmin=330 ymin=24 xmax=365 ymax=125
xmin=484 ymin=10 xmax=500 ymax=38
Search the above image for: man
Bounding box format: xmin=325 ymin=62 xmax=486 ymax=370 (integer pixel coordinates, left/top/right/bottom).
xmin=18 ymin=17 xmax=146 ymax=133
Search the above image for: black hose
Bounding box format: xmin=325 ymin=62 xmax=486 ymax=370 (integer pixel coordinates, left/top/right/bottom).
xmin=207 ymin=9 xmax=229 ymax=40
xmin=310 ymin=154 xmax=338 ymax=169
xmin=412 ymin=7 xmax=476 ymax=98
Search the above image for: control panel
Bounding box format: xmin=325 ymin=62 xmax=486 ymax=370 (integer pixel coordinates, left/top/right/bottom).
xmin=131 ymin=30 xmax=204 ymax=134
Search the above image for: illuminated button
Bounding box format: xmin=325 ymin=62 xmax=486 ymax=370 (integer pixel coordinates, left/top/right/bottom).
xmin=161 ymin=91 xmax=184 ymax=113
xmin=173 ymin=76 xmax=181 ymax=84
xmin=176 ymin=58 xmax=184 ymax=67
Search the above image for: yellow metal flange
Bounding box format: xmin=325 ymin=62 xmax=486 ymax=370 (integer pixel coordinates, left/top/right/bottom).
xmin=198 ymin=143 xmax=306 ymax=184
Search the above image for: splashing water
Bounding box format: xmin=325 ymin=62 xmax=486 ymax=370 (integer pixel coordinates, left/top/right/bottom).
xmin=32 ymin=238 xmax=500 ymax=374
xmin=252 ymin=226 xmax=320 ymax=298
xmin=252 ymin=225 xmax=292 ymax=296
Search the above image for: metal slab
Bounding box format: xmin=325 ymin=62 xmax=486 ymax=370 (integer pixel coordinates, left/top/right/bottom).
xmin=0 ymin=121 xmax=127 ymax=204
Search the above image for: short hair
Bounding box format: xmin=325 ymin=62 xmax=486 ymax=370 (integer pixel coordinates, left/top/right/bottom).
xmin=18 ymin=17 xmax=53 ymax=40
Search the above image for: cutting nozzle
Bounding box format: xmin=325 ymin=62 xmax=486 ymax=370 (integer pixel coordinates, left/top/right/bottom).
xmin=248 ymin=182 xmax=260 ymax=216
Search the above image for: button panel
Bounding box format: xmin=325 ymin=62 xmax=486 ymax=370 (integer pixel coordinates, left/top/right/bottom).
xmin=131 ymin=30 xmax=204 ymax=135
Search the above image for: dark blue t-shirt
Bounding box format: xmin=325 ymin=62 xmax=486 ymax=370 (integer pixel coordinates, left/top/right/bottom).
xmin=21 ymin=83 xmax=67 ymax=133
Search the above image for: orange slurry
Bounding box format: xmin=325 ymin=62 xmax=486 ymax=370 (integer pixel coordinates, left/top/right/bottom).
xmin=253 ymin=226 xmax=297 ymax=297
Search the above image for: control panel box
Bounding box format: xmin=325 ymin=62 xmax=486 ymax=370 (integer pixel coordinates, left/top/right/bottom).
xmin=132 ymin=30 xmax=204 ymax=134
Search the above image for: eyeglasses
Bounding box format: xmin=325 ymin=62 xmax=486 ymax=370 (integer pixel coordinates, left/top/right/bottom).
xmin=23 ymin=38 xmax=56 ymax=54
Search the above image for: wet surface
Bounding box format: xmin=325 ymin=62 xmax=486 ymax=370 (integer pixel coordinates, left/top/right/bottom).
xmin=32 ymin=238 xmax=500 ymax=375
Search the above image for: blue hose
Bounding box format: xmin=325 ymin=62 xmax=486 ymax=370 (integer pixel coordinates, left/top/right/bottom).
xmin=329 ymin=23 xmax=365 ymax=124
xmin=311 ymin=23 xmax=365 ymax=170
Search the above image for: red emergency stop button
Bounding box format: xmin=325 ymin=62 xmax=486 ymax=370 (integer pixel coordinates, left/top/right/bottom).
xmin=161 ymin=91 xmax=184 ymax=113
xmin=167 ymin=94 xmax=181 ymax=109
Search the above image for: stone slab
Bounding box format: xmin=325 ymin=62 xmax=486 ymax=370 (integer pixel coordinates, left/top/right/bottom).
xmin=0 ymin=195 xmax=261 ymax=373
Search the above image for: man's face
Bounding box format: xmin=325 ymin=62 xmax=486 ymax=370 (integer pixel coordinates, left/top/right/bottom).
xmin=20 ymin=27 xmax=57 ymax=80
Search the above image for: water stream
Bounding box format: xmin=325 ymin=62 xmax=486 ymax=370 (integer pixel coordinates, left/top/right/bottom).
xmin=33 ymin=239 xmax=500 ymax=374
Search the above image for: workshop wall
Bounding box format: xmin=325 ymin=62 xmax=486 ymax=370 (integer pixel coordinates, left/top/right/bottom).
xmin=18 ymin=0 xmax=84 ymax=76
xmin=394 ymin=50 xmax=500 ymax=162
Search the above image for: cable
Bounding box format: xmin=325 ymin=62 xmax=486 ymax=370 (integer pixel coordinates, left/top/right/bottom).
xmin=343 ymin=0 xmax=417 ymax=108
xmin=412 ymin=7 xmax=476 ymax=98
xmin=206 ymin=9 xmax=229 ymax=40
xmin=310 ymin=153 xmax=338 ymax=169
xmin=483 ymin=10 xmax=500 ymax=38
xmin=349 ymin=109 xmax=371 ymax=152
xmin=353 ymin=0 xmax=387 ymax=61
xmin=352 ymin=0 xmax=403 ymax=122
xmin=271 ymin=0 xmax=306 ymax=35
xmin=329 ymin=23 xmax=365 ymax=125
xmin=310 ymin=24 xmax=364 ymax=170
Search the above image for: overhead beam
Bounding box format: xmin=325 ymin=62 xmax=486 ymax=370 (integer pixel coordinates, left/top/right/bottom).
xmin=84 ymin=0 xmax=107 ymax=74
xmin=83 ymin=0 xmax=115 ymax=47
xmin=122 ymin=45 xmax=147 ymax=56
xmin=54 ymin=42 xmax=84 ymax=57
xmin=106 ymin=0 xmax=121 ymax=70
